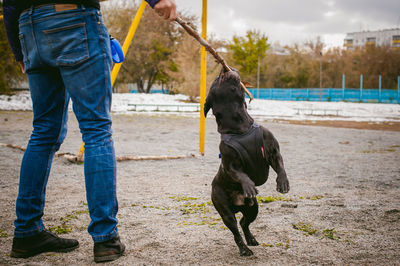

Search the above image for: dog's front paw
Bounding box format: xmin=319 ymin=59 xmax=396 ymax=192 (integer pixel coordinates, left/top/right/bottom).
xmin=276 ymin=176 xmax=290 ymax=194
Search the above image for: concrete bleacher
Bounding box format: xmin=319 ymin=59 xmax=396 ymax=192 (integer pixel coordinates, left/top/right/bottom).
xmin=127 ymin=103 xmax=200 ymax=112
xmin=295 ymin=108 xmax=341 ymax=116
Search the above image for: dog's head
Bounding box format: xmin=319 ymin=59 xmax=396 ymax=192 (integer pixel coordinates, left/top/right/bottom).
xmin=204 ymin=68 xmax=253 ymax=134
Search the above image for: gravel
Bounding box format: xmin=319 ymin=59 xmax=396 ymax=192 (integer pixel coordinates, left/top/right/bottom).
xmin=0 ymin=111 xmax=399 ymax=265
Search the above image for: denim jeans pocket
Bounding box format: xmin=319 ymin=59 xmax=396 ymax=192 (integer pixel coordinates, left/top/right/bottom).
xmin=18 ymin=34 xmax=30 ymax=68
xmin=43 ymin=22 xmax=89 ymax=66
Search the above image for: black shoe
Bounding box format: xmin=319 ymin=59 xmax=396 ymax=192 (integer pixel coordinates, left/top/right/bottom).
xmin=10 ymin=229 xmax=79 ymax=258
xmin=93 ymin=234 xmax=125 ymax=263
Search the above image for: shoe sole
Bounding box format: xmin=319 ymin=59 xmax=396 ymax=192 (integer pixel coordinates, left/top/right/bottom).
xmin=11 ymin=243 xmax=79 ymax=258
xmin=94 ymin=252 xmax=124 ymax=263
xmin=94 ymin=245 xmax=125 ymax=263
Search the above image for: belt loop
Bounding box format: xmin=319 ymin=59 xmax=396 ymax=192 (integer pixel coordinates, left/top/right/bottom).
xmin=29 ymin=5 xmax=34 ymax=15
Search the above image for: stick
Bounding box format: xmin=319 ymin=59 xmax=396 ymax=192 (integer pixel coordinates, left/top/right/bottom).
xmin=0 ymin=143 xmax=25 ymax=151
xmin=64 ymin=154 xmax=195 ymax=163
xmin=116 ymin=154 xmax=195 ymax=162
xmin=175 ymin=17 xmax=254 ymax=102
xmin=1 ymin=143 xmax=195 ymax=163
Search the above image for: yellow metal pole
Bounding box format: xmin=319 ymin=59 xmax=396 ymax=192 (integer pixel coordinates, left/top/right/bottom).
xmin=76 ymin=142 xmax=85 ymax=162
xmin=199 ymin=0 xmax=207 ymax=156
xmin=111 ymin=0 xmax=147 ymax=87
xmin=77 ymin=0 xmax=147 ymax=160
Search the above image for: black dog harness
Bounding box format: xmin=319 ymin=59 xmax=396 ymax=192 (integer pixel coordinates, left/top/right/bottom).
xmin=221 ymin=123 xmax=268 ymax=182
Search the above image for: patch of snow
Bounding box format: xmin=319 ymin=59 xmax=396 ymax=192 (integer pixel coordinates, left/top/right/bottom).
xmin=1 ymin=92 xmax=399 ymax=122
xmin=0 ymin=92 xmax=32 ymax=111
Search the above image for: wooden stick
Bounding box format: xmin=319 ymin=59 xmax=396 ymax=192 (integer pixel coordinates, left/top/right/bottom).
xmin=116 ymin=154 xmax=195 ymax=162
xmin=0 ymin=143 xmax=25 ymax=151
xmin=175 ymin=17 xmax=254 ymax=102
xmin=1 ymin=143 xmax=195 ymax=163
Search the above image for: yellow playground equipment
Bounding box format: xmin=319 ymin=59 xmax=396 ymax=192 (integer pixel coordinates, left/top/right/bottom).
xmin=77 ymin=0 xmax=209 ymax=161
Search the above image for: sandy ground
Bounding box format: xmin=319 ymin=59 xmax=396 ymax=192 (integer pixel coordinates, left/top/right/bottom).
xmin=0 ymin=110 xmax=399 ymax=265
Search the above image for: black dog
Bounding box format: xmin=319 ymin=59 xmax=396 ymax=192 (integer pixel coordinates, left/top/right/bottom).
xmin=204 ymin=69 xmax=290 ymax=256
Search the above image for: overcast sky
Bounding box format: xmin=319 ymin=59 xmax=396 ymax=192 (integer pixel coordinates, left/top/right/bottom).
xmin=174 ymin=0 xmax=400 ymax=48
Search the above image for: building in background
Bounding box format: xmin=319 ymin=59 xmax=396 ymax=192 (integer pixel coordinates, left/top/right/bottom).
xmin=269 ymin=45 xmax=291 ymax=55
xmin=344 ymin=28 xmax=400 ymax=50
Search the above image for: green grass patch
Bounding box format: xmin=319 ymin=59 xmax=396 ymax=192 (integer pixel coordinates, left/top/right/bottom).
xmin=260 ymin=243 xmax=274 ymax=247
xmin=50 ymin=208 xmax=89 ymax=234
xmin=131 ymin=203 xmax=171 ymax=210
xmin=257 ymin=195 xmax=292 ymax=203
xmin=170 ymin=197 xmax=220 ymax=228
xmin=142 ymin=205 xmax=171 ymax=210
xmin=200 ymin=216 xmax=221 ymax=226
xmin=261 ymin=239 xmax=290 ymax=249
xmin=78 ymin=224 xmax=89 ymax=231
xmin=60 ymin=209 xmax=89 ymax=223
xmin=309 ymin=195 xmax=323 ymax=200
xmin=298 ymin=195 xmax=323 ymax=200
xmin=181 ymin=202 xmax=211 ymax=215
xmin=177 ymin=221 xmax=206 ymax=226
xmin=293 ymin=222 xmax=344 ymax=241
xmin=292 ymin=222 xmax=318 ymax=236
xmin=322 ymin=228 xmax=341 ymax=240
xmin=169 ymin=196 xmax=199 ymax=202
xmin=177 ymin=216 xmax=221 ymax=227
xmin=60 ymin=213 xmax=78 ymax=223
xmin=0 ymin=229 xmax=8 ymax=238
xmin=75 ymin=209 xmax=89 ymax=215
xmin=49 ymin=223 xmax=72 ymax=234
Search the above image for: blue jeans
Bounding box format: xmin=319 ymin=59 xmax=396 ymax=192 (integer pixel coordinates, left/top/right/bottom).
xmin=15 ymin=5 xmax=118 ymax=242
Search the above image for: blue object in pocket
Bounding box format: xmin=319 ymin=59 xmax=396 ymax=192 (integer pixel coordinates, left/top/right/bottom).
xmin=110 ymin=37 xmax=124 ymax=63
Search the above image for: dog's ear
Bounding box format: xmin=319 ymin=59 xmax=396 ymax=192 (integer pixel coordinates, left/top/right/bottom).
xmin=204 ymin=94 xmax=213 ymax=117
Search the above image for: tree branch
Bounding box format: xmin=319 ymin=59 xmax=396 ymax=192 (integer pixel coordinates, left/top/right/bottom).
xmin=175 ymin=17 xmax=254 ymax=102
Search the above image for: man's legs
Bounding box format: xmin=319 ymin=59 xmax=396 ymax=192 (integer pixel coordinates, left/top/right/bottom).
xmin=11 ymin=5 xmax=83 ymax=259
xmin=14 ymin=67 xmax=69 ymax=238
xmin=12 ymin=5 xmax=121 ymax=261
xmin=11 ymin=63 xmax=80 ymax=258
xmin=21 ymin=4 xmax=119 ymax=243
xmin=56 ymin=7 xmax=119 ymax=244
xmin=56 ymin=8 xmax=123 ymax=262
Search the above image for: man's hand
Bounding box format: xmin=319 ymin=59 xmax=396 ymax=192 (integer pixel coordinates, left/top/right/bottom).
xmin=154 ymin=0 xmax=177 ymax=21
xmin=18 ymin=61 xmax=25 ymax=74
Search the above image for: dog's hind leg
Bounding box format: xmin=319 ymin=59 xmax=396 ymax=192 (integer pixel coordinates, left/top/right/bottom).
xmin=212 ymin=185 xmax=254 ymax=256
xmin=240 ymin=199 xmax=259 ymax=246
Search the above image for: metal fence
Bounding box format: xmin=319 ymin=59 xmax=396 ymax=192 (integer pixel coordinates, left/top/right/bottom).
xmin=247 ymin=88 xmax=400 ymax=104
xmin=128 ymin=86 xmax=400 ymax=104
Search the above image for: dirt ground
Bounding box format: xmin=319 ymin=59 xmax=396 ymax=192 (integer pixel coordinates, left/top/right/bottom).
xmin=279 ymin=119 xmax=400 ymax=132
xmin=0 ymin=110 xmax=399 ymax=265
